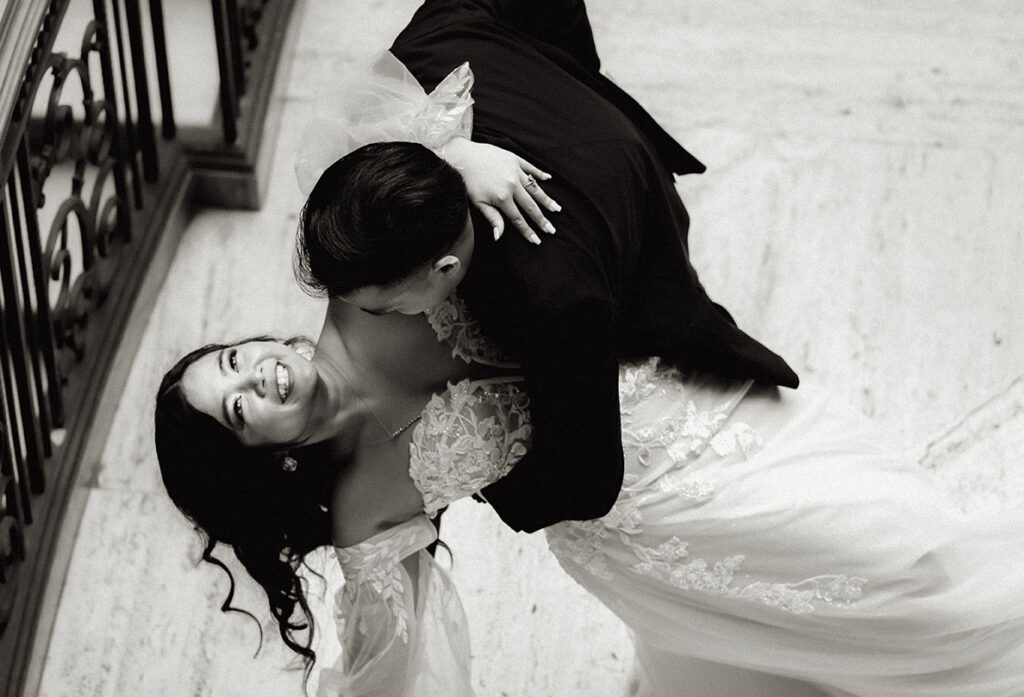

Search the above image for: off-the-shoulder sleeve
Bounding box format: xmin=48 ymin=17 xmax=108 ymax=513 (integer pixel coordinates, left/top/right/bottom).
xmin=317 ymin=516 xmax=474 ymax=696
xmin=295 ymin=51 xmax=474 ymax=195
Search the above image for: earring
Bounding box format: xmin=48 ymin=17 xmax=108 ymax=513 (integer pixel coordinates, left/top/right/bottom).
xmin=281 ymin=455 xmax=298 ymax=472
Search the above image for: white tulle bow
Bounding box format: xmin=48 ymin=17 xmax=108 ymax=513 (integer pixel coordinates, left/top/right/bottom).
xmin=295 ymin=51 xmax=474 ymax=195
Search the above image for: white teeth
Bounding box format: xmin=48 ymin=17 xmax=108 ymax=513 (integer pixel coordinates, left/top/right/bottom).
xmin=276 ymin=363 xmax=290 ymax=402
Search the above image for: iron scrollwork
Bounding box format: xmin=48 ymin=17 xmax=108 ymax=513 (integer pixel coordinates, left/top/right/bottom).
xmin=1 ymin=0 xmax=298 ymax=693
xmin=31 ymin=22 xmax=130 ymax=367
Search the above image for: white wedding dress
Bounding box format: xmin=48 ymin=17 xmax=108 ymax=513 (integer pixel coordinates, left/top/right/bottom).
xmin=314 ymin=296 xmax=1024 ymax=697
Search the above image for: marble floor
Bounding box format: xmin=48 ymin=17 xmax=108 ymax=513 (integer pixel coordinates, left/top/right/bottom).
xmin=34 ymin=1 xmax=1024 ymax=696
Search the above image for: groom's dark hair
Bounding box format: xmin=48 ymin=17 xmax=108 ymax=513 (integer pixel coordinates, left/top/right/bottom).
xmin=296 ymin=141 xmax=468 ymax=297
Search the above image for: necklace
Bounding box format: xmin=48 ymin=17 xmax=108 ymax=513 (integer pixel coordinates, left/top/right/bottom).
xmin=361 ymin=392 xmax=424 ymax=441
xmin=384 ymin=412 xmax=422 ymax=439
xmin=333 ymin=360 xmax=422 ymax=441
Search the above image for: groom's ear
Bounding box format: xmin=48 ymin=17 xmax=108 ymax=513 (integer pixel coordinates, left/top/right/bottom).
xmin=432 ymin=254 xmax=461 ymax=276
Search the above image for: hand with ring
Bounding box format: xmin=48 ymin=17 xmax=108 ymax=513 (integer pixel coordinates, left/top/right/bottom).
xmin=438 ymin=136 xmax=561 ymax=244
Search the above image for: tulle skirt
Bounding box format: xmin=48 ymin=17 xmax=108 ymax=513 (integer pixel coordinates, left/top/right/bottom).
xmin=546 ymin=363 xmax=1024 ymax=697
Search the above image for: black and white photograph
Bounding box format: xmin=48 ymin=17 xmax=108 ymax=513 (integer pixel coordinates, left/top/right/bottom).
xmin=2 ymin=1 xmax=1023 ymax=695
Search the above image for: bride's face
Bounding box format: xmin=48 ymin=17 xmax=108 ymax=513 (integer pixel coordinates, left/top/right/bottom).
xmin=181 ymin=340 xmax=321 ymax=448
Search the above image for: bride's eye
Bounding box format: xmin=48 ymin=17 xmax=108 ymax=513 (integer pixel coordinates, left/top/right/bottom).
xmin=229 ymin=348 xmax=239 ymax=371
xmin=233 ymin=396 xmax=244 ymax=425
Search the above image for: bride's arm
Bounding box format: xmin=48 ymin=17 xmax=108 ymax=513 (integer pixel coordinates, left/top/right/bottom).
xmin=440 ymin=136 xmax=561 ymax=244
xmin=318 ymin=517 xmax=474 ymax=697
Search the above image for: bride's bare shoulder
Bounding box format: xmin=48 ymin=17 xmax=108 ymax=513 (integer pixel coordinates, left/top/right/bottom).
xmin=329 ymin=439 xmax=424 ymax=549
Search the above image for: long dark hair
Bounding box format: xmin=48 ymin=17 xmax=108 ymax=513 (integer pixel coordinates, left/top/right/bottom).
xmin=154 ymin=337 xmax=336 ymax=679
xmin=295 ymin=141 xmax=468 ymax=297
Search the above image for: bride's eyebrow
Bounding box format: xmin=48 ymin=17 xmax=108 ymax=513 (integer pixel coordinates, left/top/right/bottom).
xmin=361 ymin=307 xmax=389 ymax=316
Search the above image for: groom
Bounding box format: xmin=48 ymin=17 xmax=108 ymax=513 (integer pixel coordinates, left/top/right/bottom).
xmin=302 ymin=0 xmax=799 ymax=533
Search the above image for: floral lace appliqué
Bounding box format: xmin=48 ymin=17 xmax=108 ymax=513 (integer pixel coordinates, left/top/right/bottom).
xmin=630 ymin=536 xmax=865 ymax=613
xmin=652 ymin=472 xmax=716 ymax=501
xmin=549 ymin=516 xmax=865 ymax=615
xmin=426 ymin=294 xmax=518 ymax=368
xmin=548 ymin=361 xmax=866 ymax=614
xmin=409 ymin=378 xmax=532 ymax=517
xmin=334 ymin=517 xmax=438 ymax=642
xmin=619 ymin=359 xmax=755 ymax=470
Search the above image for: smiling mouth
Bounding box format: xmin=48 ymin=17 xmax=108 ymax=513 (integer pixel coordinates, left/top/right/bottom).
xmin=275 ymin=362 xmax=290 ymax=402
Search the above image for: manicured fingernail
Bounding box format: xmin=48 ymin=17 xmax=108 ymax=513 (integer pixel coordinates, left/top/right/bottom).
xmin=549 ymin=201 xmax=562 ymax=212
xmin=543 ymin=221 xmax=556 ymax=234
xmin=542 ymin=172 xmax=553 ymax=180
xmin=529 ymin=232 xmax=541 ymax=245
xmin=493 ymin=226 xmax=502 ymax=240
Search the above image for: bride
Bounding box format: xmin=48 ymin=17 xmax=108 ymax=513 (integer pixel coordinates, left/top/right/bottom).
xmin=154 ymin=3 xmax=1024 ymax=697
xmin=155 ymin=273 xmax=1024 ymax=697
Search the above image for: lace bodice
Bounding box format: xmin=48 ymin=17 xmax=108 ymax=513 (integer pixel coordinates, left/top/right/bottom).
xmin=410 ymin=294 xmax=529 ymax=516
xmin=408 ymin=376 xmax=532 ymax=517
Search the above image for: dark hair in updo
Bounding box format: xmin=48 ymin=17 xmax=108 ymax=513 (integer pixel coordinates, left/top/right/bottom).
xmin=154 ymin=336 xmax=336 ymax=679
xmin=295 ymin=141 xmax=468 ymax=297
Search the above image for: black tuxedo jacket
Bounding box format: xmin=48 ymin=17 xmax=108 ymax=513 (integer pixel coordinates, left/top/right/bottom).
xmin=392 ymin=0 xmax=798 ymax=532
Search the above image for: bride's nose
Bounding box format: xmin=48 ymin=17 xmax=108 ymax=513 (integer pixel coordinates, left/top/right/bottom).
xmin=241 ymin=361 xmax=267 ymax=398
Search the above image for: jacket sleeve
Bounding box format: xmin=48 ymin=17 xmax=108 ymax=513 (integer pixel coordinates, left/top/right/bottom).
xmin=483 ymin=0 xmax=707 ymax=176
xmin=479 ymin=299 xmax=624 ymax=532
xmin=489 ymin=0 xmax=601 ymax=71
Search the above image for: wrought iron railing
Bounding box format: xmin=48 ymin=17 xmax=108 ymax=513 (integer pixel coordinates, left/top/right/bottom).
xmin=0 ymin=1 xmax=295 ymax=695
